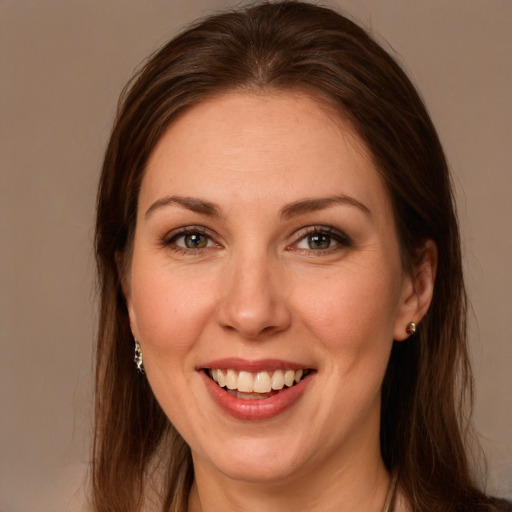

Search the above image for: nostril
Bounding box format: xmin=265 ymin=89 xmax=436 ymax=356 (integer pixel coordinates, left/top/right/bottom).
xmin=215 ymin=272 xmax=292 ymax=338
xmin=217 ymin=308 xmax=292 ymax=339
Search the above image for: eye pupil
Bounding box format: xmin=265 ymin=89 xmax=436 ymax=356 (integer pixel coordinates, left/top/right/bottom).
xmin=185 ymin=233 xmax=207 ymax=249
xmin=308 ymin=234 xmax=331 ymax=250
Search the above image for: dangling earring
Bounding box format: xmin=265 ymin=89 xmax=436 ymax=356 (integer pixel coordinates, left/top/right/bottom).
xmin=406 ymin=322 xmax=417 ymax=336
xmin=134 ymin=339 xmax=145 ymax=374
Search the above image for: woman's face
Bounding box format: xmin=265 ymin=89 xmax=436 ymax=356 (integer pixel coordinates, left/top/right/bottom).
xmin=125 ymin=91 xmax=421 ymax=483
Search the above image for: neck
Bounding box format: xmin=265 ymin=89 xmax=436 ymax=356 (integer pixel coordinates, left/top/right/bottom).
xmin=188 ymin=446 xmax=391 ymax=512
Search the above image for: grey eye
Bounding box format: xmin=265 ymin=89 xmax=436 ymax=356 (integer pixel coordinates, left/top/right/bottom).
xmin=297 ymin=233 xmax=337 ymax=250
xmin=307 ymin=234 xmax=332 ymax=250
xmin=182 ymin=233 xmax=209 ymax=249
xmin=170 ymin=232 xmax=213 ymax=249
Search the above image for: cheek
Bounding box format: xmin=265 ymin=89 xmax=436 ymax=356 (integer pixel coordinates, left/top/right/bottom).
xmin=129 ymin=263 xmax=217 ymax=366
xmin=293 ymin=262 xmax=401 ymax=365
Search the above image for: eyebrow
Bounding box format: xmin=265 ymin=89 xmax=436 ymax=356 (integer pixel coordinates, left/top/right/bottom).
xmin=144 ymin=193 xmax=370 ymax=220
xmin=145 ymin=195 xmax=221 ymax=220
xmin=280 ymin=195 xmax=371 ymax=219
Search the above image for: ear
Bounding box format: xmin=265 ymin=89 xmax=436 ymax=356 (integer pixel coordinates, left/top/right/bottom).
xmin=116 ymin=251 xmax=139 ymax=340
xmin=393 ymin=240 xmax=437 ymax=341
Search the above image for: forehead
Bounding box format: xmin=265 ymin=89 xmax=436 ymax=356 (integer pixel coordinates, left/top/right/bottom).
xmin=140 ymin=90 xmax=390 ymax=217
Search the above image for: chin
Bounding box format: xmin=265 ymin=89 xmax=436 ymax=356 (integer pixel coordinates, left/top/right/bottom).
xmin=192 ymin=434 xmax=312 ymax=484
xmin=212 ymin=456 xmax=304 ymax=484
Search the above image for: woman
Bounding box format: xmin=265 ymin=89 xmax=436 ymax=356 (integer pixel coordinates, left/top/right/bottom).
xmin=93 ymin=2 xmax=511 ymax=511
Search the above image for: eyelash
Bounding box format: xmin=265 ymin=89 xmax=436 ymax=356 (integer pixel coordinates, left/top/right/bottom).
xmin=289 ymin=226 xmax=352 ymax=254
xmin=162 ymin=226 xmax=218 ymax=255
xmin=161 ymin=225 xmax=352 ymax=255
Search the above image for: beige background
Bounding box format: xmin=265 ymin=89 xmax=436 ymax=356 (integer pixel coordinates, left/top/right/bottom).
xmin=1 ymin=1 xmax=511 ymax=511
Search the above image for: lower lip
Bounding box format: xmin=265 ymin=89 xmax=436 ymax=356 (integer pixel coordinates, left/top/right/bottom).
xmin=200 ymin=371 xmax=313 ymax=421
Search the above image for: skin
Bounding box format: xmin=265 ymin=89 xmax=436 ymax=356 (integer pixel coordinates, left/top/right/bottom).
xmin=123 ymin=90 xmax=436 ymax=512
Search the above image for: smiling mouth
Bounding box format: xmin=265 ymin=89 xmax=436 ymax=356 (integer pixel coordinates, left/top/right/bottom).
xmin=207 ymin=368 xmax=311 ymax=400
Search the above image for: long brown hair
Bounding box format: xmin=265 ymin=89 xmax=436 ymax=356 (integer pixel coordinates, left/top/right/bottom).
xmin=94 ymin=2 xmax=501 ymax=511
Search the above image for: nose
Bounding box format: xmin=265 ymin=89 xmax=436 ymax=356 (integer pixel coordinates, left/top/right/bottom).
xmin=216 ymin=251 xmax=291 ymax=339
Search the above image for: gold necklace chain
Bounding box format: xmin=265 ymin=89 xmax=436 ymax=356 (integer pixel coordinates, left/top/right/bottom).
xmin=382 ymin=469 xmax=399 ymax=512
xmin=189 ymin=469 xmax=399 ymax=512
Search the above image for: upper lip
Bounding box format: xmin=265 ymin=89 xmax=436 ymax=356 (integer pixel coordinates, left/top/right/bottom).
xmin=200 ymin=357 xmax=312 ymax=372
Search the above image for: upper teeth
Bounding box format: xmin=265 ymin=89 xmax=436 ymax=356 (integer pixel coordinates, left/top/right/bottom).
xmin=210 ymin=369 xmax=305 ymax=393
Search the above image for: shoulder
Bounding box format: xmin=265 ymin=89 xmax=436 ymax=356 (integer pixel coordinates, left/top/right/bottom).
xmin=490 ymin=497 xmax=512 ymax=512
